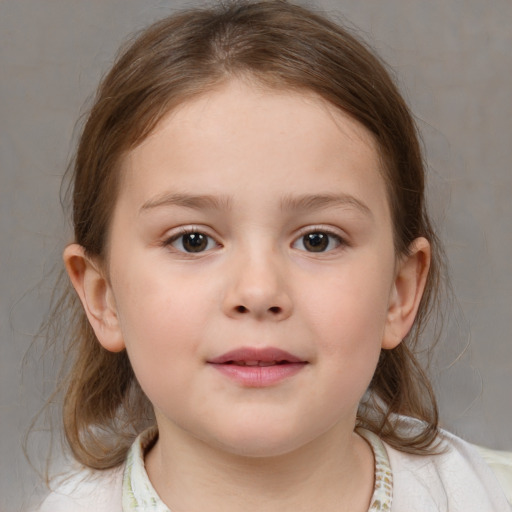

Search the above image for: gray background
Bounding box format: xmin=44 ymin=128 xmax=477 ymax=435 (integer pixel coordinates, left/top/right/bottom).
xmin=1 ymin=0 xmax=511 ymax=510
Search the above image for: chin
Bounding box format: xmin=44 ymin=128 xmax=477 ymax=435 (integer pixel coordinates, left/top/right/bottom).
xmin=200 ymin=420 xmax=322 ymax=459
xmin=213 ymin=435 xmax=305 ymax=459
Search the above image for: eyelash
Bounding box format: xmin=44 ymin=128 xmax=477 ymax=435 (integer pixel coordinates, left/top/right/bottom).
xmin=292 ymin=227 xmax=346 ymax=253
xmin=163 ymin=227 xmax=219 ymax=254
xmin=162 ymin=226 xmax=347 ymax=254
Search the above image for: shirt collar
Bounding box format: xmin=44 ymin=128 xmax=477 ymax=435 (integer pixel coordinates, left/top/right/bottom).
xmin=122 ymin=426 xmax=392 ymax=511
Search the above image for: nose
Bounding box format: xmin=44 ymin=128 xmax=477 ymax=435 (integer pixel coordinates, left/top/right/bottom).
xmin=222 ymin=250 xmax=293 ymax=321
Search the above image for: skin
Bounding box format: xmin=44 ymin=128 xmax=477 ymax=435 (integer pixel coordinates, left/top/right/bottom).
xmin=65 ymin=79 xmax=430 ymax=512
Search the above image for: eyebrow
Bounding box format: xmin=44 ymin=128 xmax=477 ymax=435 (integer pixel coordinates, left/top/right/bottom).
xmin=140 ymin=191 xmax=372 ymax=217
xmin=140 ymin=193 xmax=232 ymax=213
xmin=280 ymin=193 xmax=372 ymax=217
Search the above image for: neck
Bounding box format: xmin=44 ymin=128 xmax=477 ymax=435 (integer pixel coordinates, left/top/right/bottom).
xmin=145 ymin=420 xmax=375 ymax=512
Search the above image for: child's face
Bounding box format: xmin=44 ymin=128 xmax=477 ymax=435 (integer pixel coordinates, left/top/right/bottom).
xmin=86 ymin=80 xmax=424 ymax=457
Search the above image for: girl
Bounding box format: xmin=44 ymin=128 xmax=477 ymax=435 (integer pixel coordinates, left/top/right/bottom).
xmin=36 ymin=1 xmax=511 ymax=510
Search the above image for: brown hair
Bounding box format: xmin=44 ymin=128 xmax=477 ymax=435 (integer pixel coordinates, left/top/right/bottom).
xmin=53 ymin=0 xmax=444 ymax=469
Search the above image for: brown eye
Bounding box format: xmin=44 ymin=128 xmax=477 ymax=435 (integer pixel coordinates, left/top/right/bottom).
xmin=170 ymin=232 xmax=216 ymax=253
xmin=303 ymin=233 xmax=328 ymax=252
xmin=293 ymin=231 xmax=342 ymax=252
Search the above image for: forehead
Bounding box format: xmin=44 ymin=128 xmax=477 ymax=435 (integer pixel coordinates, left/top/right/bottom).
xmin=118 ymin=80 xmax=389 ymax=220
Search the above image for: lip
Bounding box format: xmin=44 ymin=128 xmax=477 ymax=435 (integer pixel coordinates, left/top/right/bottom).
xmin=207 ymin=347 xmax=308 ymax=387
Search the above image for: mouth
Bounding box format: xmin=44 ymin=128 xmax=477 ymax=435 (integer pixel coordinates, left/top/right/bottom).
xmin=224 ymin=360 xmax=292 ymax=367
xmin=207 ymin=347 xmax=307 ymax=387
xmin=208 ymin=347 xmax=306 ymax=365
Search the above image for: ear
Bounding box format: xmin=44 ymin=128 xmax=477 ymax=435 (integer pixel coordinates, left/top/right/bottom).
xmin=382 ymin=237 xmax=431 ymax=350
xmin=63 ymin=244 xmax=125 ymax=353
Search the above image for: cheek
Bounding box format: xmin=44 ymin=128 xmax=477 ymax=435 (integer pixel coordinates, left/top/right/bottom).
xmin=111 ymin=266 xmax=215 ymax=390
xmin=114 ymin=254 xmax=213 ymax=336
xmin=298 ymin=257 xmax=393 ymax=388
xmin=305 ymin=265 xmax=392 ymax=343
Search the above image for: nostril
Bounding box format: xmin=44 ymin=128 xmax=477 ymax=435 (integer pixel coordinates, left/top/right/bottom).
xmin=232 ymin=305 xmax=285 ymax=316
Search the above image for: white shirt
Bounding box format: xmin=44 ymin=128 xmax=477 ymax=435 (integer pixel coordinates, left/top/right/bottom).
xmin=36 ymin=422 xmax=512 ymax=511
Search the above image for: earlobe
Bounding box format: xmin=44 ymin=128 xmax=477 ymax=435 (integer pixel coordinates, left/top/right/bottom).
xmin=63 ymin=244 xmax=125 ymax=353
xmin=382 ymin=237 xmax=431 ymax=350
